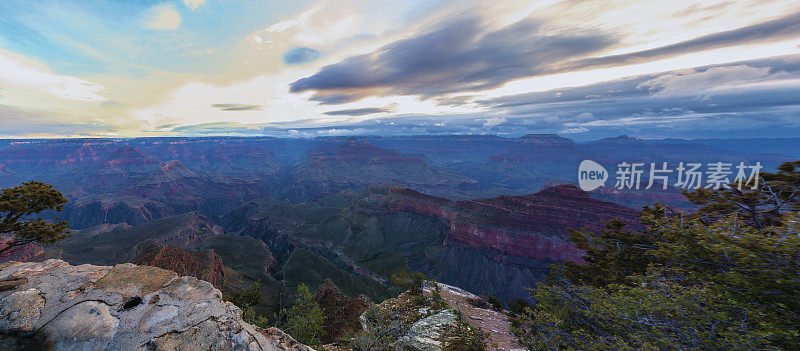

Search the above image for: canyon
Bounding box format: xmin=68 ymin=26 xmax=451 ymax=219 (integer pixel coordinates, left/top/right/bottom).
xmin=1 ymin=135 xmax=796 ymax=339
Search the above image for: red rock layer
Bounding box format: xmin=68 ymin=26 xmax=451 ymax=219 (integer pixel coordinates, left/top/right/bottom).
xmin=375 ymin=185 xmax=641 ymax=263
xmin=133 ymin=245 xmax=224 ymax=288
xmin=0 ymin=239 xmax=44 ymax=263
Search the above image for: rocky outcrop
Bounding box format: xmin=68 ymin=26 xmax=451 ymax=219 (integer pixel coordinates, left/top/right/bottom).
xmin=0 ymin=259 xmax=313 ymax=350
xmin=393 ymin=309 xmax=459 ymax=351
xmin=132 ymin=242 xmax=225 ymax=289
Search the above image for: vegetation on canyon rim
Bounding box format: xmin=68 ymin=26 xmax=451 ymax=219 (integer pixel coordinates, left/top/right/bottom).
xmin=3 ymin=160 xmax=798 ymax=350
xmin=0 ymin=180 xmax=70 ymax=255
xmin=513 ymin=160 xmax=800 ymax=350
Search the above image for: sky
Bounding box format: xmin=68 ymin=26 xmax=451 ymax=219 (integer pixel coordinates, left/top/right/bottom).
xmin=0 ymin=0 xmax=799 ymax=140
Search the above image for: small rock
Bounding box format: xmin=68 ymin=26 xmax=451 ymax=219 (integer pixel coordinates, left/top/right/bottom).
xmin=0 ymin=277 xmax=27 ymax=292
xmin=0 ymin=288 xmax=45 ymax=333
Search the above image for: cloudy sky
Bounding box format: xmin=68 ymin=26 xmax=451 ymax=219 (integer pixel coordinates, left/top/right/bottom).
xmin=1 ymin=0 xmax=799 ymax=139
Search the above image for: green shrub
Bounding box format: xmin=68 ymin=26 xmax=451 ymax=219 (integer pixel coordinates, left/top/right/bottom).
xmin=391 ymin=270 xmax=426 ymax=296
xmin=351 ymin=305 xmax=409 ymax=351
xmin=506 ymin=299 xmax=529 ymax=315
xmin=277 ymin=283 xmax=326 ymax=347
xmin=485 ymin=296 xmax=503 ymax=311
xmin=445 ymin=322 xmax=489 ymax=351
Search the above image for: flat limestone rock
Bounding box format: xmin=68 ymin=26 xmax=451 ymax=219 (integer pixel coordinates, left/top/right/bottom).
xmin=0 ymin=259 xmax=313 ymax=351
xmin=0 ymin=288 xmax=45 ymax=333
xmin=394 ymin=309 xmax=459 ymax=351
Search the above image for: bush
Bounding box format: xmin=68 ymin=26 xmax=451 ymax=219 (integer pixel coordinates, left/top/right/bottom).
xmin=515 ymin=208 xmax=800 ymax=349
xmin=278 ymin=283 xmax=326 ymax=347
xmin=351 ymin=305 xmax=409 ymax=351
xmin=467 ymin=297 xmax=490 ymax=310
xmin=506 ymin=299 xmax=529 ymax=315
xmin=429 ymin=282 xmax=449 ymax=310
xmin=485 ymin=296 xmax=503 ymax=311
xmin=514 ymin=161 xmax=800 ymax=349
xmin=228 ymin=280 xmax=261 ymax=310
xmin=445 ymin=322 xmax=489 ymax=351
xmin=391 ymin=270 xmax=426 ymax=296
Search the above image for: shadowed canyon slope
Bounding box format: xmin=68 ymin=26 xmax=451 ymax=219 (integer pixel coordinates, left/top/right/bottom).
xmin=224 ymin=184 xmax=640 ymax=302
xmin=1 ymin=135 xmax=790 ymax=229
xmin=1 ymin=135 xmax=795 ymax=309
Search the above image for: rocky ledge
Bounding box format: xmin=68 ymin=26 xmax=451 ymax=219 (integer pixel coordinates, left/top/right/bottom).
xmin=0 ymin=259 xmax=312 ymax=351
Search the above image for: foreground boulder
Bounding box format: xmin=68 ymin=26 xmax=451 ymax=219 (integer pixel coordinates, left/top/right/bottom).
xmin=393 ymin=309 xmax=459 ymax=351
xmin=0 ymin=259 xmax=312 ymax=350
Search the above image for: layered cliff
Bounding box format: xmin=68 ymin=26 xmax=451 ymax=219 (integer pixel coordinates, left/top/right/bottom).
xmin=361 ymin=184 xmax=641 ymax=263
xmin=132 ymin=243 xmax=225 ymax=289
xmin=0 ymin=259 xmax=312 ymax=350
xmin=224 ymin=185 xmax=642 ymax=302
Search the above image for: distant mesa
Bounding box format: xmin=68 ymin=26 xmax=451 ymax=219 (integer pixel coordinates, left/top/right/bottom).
xmin=108 ymin=145 xmax=155 ymax=161
xmin=590 ymin=134 xmax=647 ymax=146
xmin=517 ymin=134 xmax=575 ymax=146
xmin=102 ymin=145 xmax=161 ymax=171
xmin=156 ymin=161 xmax=199 ymax=180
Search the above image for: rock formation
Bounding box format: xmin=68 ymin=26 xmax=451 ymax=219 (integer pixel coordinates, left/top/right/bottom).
xmin=132 ymin=242 xmax=225 ymax=289
xmin=363 ymin=184 xmax=642 ymax=263
xmin=0 ymin=259 xmax=312 ymax=350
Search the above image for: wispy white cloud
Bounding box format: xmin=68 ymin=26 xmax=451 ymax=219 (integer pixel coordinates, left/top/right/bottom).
xmin=482 ymin=117 xmax=507 ymax=127
xmin=0 ymin=49 xmax=106 ymax=102
xmin=143 ymin=4 xmax=182 ymax=30
xmin=183 ymin=0 xmax=205 ymax=11
xmin=559 ymin=126 xmax=589 ymax=134
xmin=637 ymin=65 xmax=773 ymax=97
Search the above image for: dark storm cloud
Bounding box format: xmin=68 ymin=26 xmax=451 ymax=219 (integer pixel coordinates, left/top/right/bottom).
xmin=290 ymin=11 xmax=800 ymax=104
xmin=324 ymin=107 xmax=393 ymax=116
xmin=211 ymin=103 xmax=263 ymax=111
xmin=290 ymin=16 xmax=616 ymax=103
xmin=468 ymin=56 xmax=800 ymax=140
xmin=309 ymin=93 xmax=367 ymax=105
xmin=564 ymin=11 xmax=800 ymax=70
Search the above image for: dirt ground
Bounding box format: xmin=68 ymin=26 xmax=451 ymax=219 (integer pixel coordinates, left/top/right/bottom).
xmin=424 ymin=284 xmax=525 ymax=351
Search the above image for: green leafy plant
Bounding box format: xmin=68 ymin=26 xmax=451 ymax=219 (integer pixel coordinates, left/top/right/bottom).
xmin=351 ymin=305 xmax=409 ymax=351
xmin=514 ymin=161 xmax=800 ymax=350
xmin=445 ymin=322 xmax=489 ymax=351
xmin=485 ymin=296 xmax=503 ymax=311
xmin=391 ymin=269 xmax=426 ymax=296
xmin=0 ymin=181 xmax=70 ymax=255
xmin=277 ymin=283 xmax=327 ymax=348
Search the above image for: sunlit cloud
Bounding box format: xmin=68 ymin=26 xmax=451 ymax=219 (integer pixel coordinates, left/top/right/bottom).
xmin=0 ymin=0 xmax=798 ymax=138
xmin=0 ymin=49 xmax=106 ymax=102
xmin=143 ymin=4 xmax=182 ymax=30
xmin=183 ymin=0 xmax=205 ymax=11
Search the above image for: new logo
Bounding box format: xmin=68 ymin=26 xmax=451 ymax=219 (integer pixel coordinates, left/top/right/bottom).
xmin=578 ymin=160 xmax=608 ymax=191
